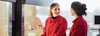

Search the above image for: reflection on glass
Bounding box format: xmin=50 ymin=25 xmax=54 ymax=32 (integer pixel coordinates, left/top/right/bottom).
xmin=23 ymin=4 xmax=43 ymax=36
xmin=0 ymin=1 xmax=12 ymax=36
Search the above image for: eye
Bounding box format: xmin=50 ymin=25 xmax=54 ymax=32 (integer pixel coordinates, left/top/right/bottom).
xmin=58 ymin=8 xmax=60 ymax=10
xmin=55 ymin=9 xmax=57 ymax=10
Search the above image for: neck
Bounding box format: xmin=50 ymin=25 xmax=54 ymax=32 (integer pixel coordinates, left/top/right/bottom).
xmin=74 ymin=14 xmax=79 ymax=19
xmin=52 ymin=14 xmax=59 ymax=17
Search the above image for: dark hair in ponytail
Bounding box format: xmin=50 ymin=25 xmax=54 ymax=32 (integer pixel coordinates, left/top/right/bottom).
xmin=71 ymin=1 xmax=87 ymax=16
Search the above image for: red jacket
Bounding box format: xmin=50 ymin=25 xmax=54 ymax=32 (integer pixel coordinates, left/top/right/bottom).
xmin=42 ymin=15 xmax=67 ymax=36
xmin=69 ymin=16 xmax=88 ymax=36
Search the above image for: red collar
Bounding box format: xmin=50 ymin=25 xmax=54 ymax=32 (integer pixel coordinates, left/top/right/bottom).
xmin=73 ymin=16 xmax=83 ymax=23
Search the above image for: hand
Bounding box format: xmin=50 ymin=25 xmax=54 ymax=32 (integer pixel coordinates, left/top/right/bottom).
xmin=38 ymin=25 xmax=44 ymax=35
xmin=38 ymin=25 xmax=44 ymax=29
xmin=41 ymin=30 xmax=45 ymax=36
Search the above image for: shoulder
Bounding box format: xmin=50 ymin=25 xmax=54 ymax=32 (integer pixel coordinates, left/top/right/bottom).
xmin=76 ymin=18 xmax=87 ymax=28
xmin=78 ymin=18 xmax=87 ymax=24
xmin=59 ymin=16 xmax=67 ymax=24
xmin=45 ymin=16 xmax=51 ymax=22
xmin=59 ymin=16 xmax=67 ymax=26
xmin=46 ymin=16 xmax=51 ymax=20
xmin=59 ymin=16 xmax=67 ymax=21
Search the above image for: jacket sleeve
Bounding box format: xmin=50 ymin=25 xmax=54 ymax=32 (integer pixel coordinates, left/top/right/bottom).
xmin=71 ymin=22 xmax=84 ymax=36
xmin=41 ymin=19 xmax=48 ymax=36
xmin=53 ymin=19 xmax=67 ymax=36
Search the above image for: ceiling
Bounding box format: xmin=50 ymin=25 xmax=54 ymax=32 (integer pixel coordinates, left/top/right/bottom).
xmin=0 ymin=0 xmax=54 ymax=7
xmin=25 ymin=0 xmax=53 ymax=7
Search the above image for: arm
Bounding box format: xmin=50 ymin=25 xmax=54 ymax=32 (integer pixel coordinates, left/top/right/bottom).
xmin=54 ymin=19 xmax=67 ymax=36
xmin=41 ymin=19 xmax=48 ymax=36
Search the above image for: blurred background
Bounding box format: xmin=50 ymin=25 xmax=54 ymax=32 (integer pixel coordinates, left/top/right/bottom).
xmin=0 ymin=0 xmax=100 ymax=36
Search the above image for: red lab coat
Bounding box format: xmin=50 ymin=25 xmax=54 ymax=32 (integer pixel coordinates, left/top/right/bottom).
xmin=42 ymin=15 xmax=67 ymax=36
xmin=69 ymin=16 xmax=88 ymax=36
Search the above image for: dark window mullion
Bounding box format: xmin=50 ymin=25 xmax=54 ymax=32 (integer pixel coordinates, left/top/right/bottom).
xmin=12 ymin=0 xmax=22 ymax=36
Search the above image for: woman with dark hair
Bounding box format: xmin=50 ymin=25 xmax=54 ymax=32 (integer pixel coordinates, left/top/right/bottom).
xmin=41 ymin=3 xmax=68 ymax=36
xmin=69 ymin=1 xmax=88 ymax=36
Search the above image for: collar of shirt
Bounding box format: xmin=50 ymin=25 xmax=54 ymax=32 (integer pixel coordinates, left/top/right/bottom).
xmin=73 ymin=16 xmax=83 ymax=23
xmin=50 ymin=15 xmax=61 ymax=21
